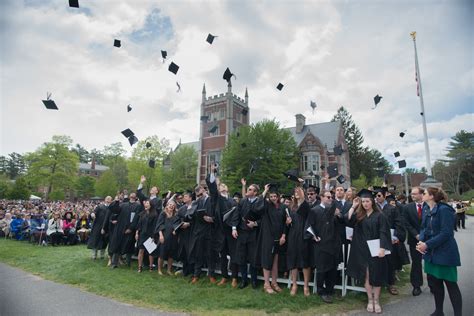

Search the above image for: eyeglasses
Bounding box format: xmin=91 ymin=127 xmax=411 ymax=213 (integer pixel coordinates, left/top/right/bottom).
xmin=324 ymin=195 xmax=332 ymax=199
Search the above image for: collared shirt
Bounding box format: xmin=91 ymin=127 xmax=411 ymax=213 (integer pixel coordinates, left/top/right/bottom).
xmin=377 ymin=200 xmax=387 ymax=210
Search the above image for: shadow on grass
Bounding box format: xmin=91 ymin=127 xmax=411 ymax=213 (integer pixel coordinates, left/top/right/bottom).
xmin=0 ymin=239 xmax=409 ymax=315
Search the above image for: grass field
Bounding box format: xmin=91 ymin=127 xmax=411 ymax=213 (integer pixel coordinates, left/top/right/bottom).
xmin=0 ymin=239 xmax=410 ymax=315
xmin=466 ymin=205 xmax=474 ymax=216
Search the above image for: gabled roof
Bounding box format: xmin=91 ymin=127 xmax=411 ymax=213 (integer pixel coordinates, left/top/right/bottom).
xmin=285 ymin=121 xmax=342 ymax=148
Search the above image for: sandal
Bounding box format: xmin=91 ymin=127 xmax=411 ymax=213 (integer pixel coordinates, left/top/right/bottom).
xmin=263 ymin=284 xmax=275 ymax=294
xmin=374 ymin=300 xmax=382 ymax=314
xmin=138 ymin=266 xmax=142 ymax=273
xmin=271 ymin=283 xmax=282 ymax=293
xmin=367 ymin=298 xmax=375 ymax=313
xmin=157 ymin=270 xmax=164 ymax=275
xmin=149 ymin=265 xmax=153 ymax=272
xmin=290 ymin=285 xmax=298 ymax=296
xmin=303 ymin=286 xmax=310 ymax=297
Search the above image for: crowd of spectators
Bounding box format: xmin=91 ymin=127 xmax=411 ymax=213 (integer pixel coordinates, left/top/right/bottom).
xmin=0 ymin=199 xmax=99 ymax=246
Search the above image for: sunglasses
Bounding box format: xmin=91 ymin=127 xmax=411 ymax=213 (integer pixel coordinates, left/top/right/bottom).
xmin=324 ymin=195 xmax=332 ymax=199
xmin=307 ymin=192 xmax=316 ymax=196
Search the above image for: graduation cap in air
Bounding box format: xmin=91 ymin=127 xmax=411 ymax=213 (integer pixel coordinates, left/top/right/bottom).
xmin=241 ymin=142 xmax=247 ymax=148
xmin=283 ymin=170 xmax=300 ymax=183
xmin=242 ymin=108 xmax=248 ymax=115
xmin=310 ymin=100 xmax=317 ymax=114
xmin=127 ymin=104 xmax=132 ymax=112
xmin=69 ymin=0 xmax=79 ymax=8
xmin=168 ymin=62 xmax=179 ymax=75
xmin=114 ymin=39 xmax=121 ymax=48
xmin=399 ymin=131 xmax=406 ymax=138
xmin=208 ymin=124 xmax=218 ymax=133
xmin=334 ymin=145 xmax=344 ymax=156
xmin=223 ymin=67 xmax=236 ymax=83
xmin=200 ymin=115 xmax=209 ymax=122
xmin=146 ymin=142 xmax=152 ymax=148
xmin=148 ymin=159 xmax=156 ymax=168
xmin=121 ymin=128 xmax=134 ymax=138
xmin=373 ymin=94 xmax=382 ymax=108
xmin=176 ymin=82 xmax=181 ymax=93
xmin=337 ymin=175 xmax=346 ymax=184
xmin=276 ymin=83 xmax=284 ymax=91
xmin=250 ymin=161 xmax=258 ymax=174
xmin=128 ymin=135 xmax=138 ymax=146
xmin=320 ymin=165 xmax=325 ymax=171
xmin=161 ymin=50 xmax=167 ymax=63
xmin=206 ymin=33 xmax=217 ymax=44
xmin=308 ymin=171 xmax=315 ymax=177
xmin=357 ymin=188 xmax=375 ymax=198
xmin=394 ymin=151 xmax=401 ymax=158
xmin=398 ymin=160 xmax=407 ymax=168
xmin=42 ymin=92 xmax=58 ymax=110
xmin=327 ymin=164 xmax=338 ymax=178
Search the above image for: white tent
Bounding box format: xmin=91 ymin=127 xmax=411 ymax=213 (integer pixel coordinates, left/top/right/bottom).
xmin=29 ymin=194 xmax=42 ymax=200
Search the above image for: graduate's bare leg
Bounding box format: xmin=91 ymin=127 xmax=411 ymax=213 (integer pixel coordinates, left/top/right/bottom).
xmin=91 ymin=248 xmax=97 ymax=260
xmin=373 ymin=286 xmax=382 ymax=313
xmin=263 ymin=269 xmax=274 ymax=293
xmin=137 ymin=249 xmax=144 ymax=272
xmin=167 ymin=258 xmax=173 ymax=274
xmin=303 ymin=267 xmax=311 ymax=296
xmin=148 ymin=255 xmax=154 ymax=271
xmin=157 ymin=257 xmax=163 ymax=275
xmin=271 ymin=255 xmax=282 ymax=292
xmin=290 ymin=269 xmax=298 ymax=296
xmin=364 ymin=268 xmax=375 ymax=312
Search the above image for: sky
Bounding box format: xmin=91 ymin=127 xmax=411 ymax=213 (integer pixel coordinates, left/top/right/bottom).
xmin=0 ymin=0 xmax=472 ymax=172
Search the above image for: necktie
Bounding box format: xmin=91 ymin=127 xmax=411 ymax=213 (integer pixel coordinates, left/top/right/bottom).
xmin=417 ymin=204 xmax=422 ymax=219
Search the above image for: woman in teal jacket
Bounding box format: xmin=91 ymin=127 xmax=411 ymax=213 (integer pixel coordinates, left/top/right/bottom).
xmin=417 ymin=187 xmax=462 ymax=316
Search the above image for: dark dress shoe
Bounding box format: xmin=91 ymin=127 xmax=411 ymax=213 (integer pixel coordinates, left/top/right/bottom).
xmin=412 ymin=287 xmax=422 ymax=296
xmin=251 ymin=280 xmax=258 ymax=289
xmin=321 ymin=295 xmax=333 ymax=303
xmin=238 ymin=280 xmax=248 ymax=289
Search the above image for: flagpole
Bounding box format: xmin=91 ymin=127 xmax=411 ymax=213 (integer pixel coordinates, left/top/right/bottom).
xmin=411 ymin=32 xmax=432 ymax=177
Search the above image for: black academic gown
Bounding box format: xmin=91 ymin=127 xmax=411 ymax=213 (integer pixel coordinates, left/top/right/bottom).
xmin=136 ymin=211 xmax=158 ymax=255
xmin=307 ymin=203 xmax=342 ymax=272
xmin=176 ymin=202 xmax=196 ymax=262
xmin=206 ymin=175 xmax=227 ymax=257
xmin=137 ymin=188 xmax=163 ymax=216
xmin=345 ymin=210 xmax=392 ymax=287
xmin=285 ymin=200 xmax=311 ymax=270
xmin=380 ymin=203 xmax=410 ymax=269
xmin=187 ymin=195 xmax=214 ymax=266
xmin=230 ymin=196 xmax=265 ymax=266
xmin=156 ymin=212 xmax=179 ymax=260
xmin=254 ymin=200 xmax=287 ymax=270
xmin=108 ymin=200 xmax=142 ymax=255
xmin=87 ymin=203 xmax=109 ymax=250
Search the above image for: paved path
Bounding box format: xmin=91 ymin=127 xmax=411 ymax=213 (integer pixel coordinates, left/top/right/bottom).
xmin=0 ymin=262 xmax=186 ymax=316
xmin=352 ymin=216 xmax=473 ymax=316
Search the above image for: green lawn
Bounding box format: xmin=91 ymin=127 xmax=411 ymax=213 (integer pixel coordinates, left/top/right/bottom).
xmin=0 ymin=239 xmax=409 ymax=315
xmin=466 ymin=205 xmax=474 ymax=216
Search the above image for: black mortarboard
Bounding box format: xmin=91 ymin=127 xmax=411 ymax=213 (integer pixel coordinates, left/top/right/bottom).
xmin=233 ymin=192 xmax=242 ymax=199
xmin=114 ymin=39 xmax=121 ymax=48
xmin=206 ymin=33 xmax=217 ymax=44
xmin=399 ymin=131 xmax=406 ymax=138
xmin=146 ymin=142 xmax=152 ymax=148
xmin=208 ymin=125 xmax=218 ymax=133
xmin=334 ymin=145 xmax=343 ymax=156
xmin=394 ymin=151 xmax=400 ymax=158
xmin=200 ymin=115 xmax=209 ymax=122
xmin=128 ymin=135 xmax=138 ymax=146
xmin=223 ymin=67 xmax=235 ymax=83
xmin=386 ymin=195 xmax=396 ymax=202
xmin=337 ymin=175 xmax=346 ymax=184
xmin=308 ymin=171 xmax=315 ymax=177
xmin=268 ymin=183 xmax=280 ymax=193
xmin=276 ymin=83 xmax=284 ymax=91
xmin=121 ymin=128 xmax=134 ymax=138
xmin=127 ymin=104 xmax=132 ymax=112
xmin=357 ymin=189 xmax=375 ymax=198
xmin=176 ymin=82 xmax=181 ymax=92
xmin=168 ymin=62 xmax=179 ymax=75
xmin=398 ymin=160 xmax=407 ymax=168
xmin=283 ymin=170 xmax=300 ymax=183
xmin=148 ymin=159 xmax=155 ymax=168
xmin=42 ymin=99 xmax=58 ymax=110
xmin=320 ymin=165 xmax=325 ymax=171
xmin=373 ymin=186 xmax=388 ymax=194
xmin=161 ymin=50 xmax=167 ymax=59
xmin=242 ymin=108 xmax=248 ymax=115
xmin=307 ymin=185 xmax=320 ymax=195
xmin=175 ymin=191 xmax=183 ymax=195
xmin=69 ymin=0 xmax=79 ymax=8
xmin=241 ymin=143 xmax=247 ymax=148
xmin=374 ymin=94 xmax=382 ymax=106
xmin=282 ymin=194 xmax=292 ymax=200
xmin=327 ymin=164 xmax=338 ymax=178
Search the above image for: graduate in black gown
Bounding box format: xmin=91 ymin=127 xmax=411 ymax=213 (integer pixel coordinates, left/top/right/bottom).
xmin=285 ymin=186 xmax=311 ymax=296
xmin=345 ymin=189 xmax=392 ymax=314
xmin=306 ymin=190 xmax=342 ymax=303
xmin=137 ymin=175 xmax=163 ymax=216
xmin=254 ymin=184 xmax=289 ymax=294
xmin=136 ymin=199 xmax=158 ymax=272
xmin=374 ymin=187 xmax=408 ymax=295
xmin=206 ymin=165 xmax=239 ymax=287
xmin=156 ymin=200 xmax=179 ymax=275
xmin=230 ymin=182 xmax=265 ymax=289
xmin=87 ymin=196 xmax=111 ymax=260
xmin=108 ymin=192 xmax=143 ymax=268
xmin=175 ymin=190 xmax=196 ymax=277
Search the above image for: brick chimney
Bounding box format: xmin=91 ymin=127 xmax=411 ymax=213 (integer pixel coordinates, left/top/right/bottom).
xmin=295 ymin=114 xmax=306 ymax=134
xmin=91 ymin=156 xmax=96 ymax=170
